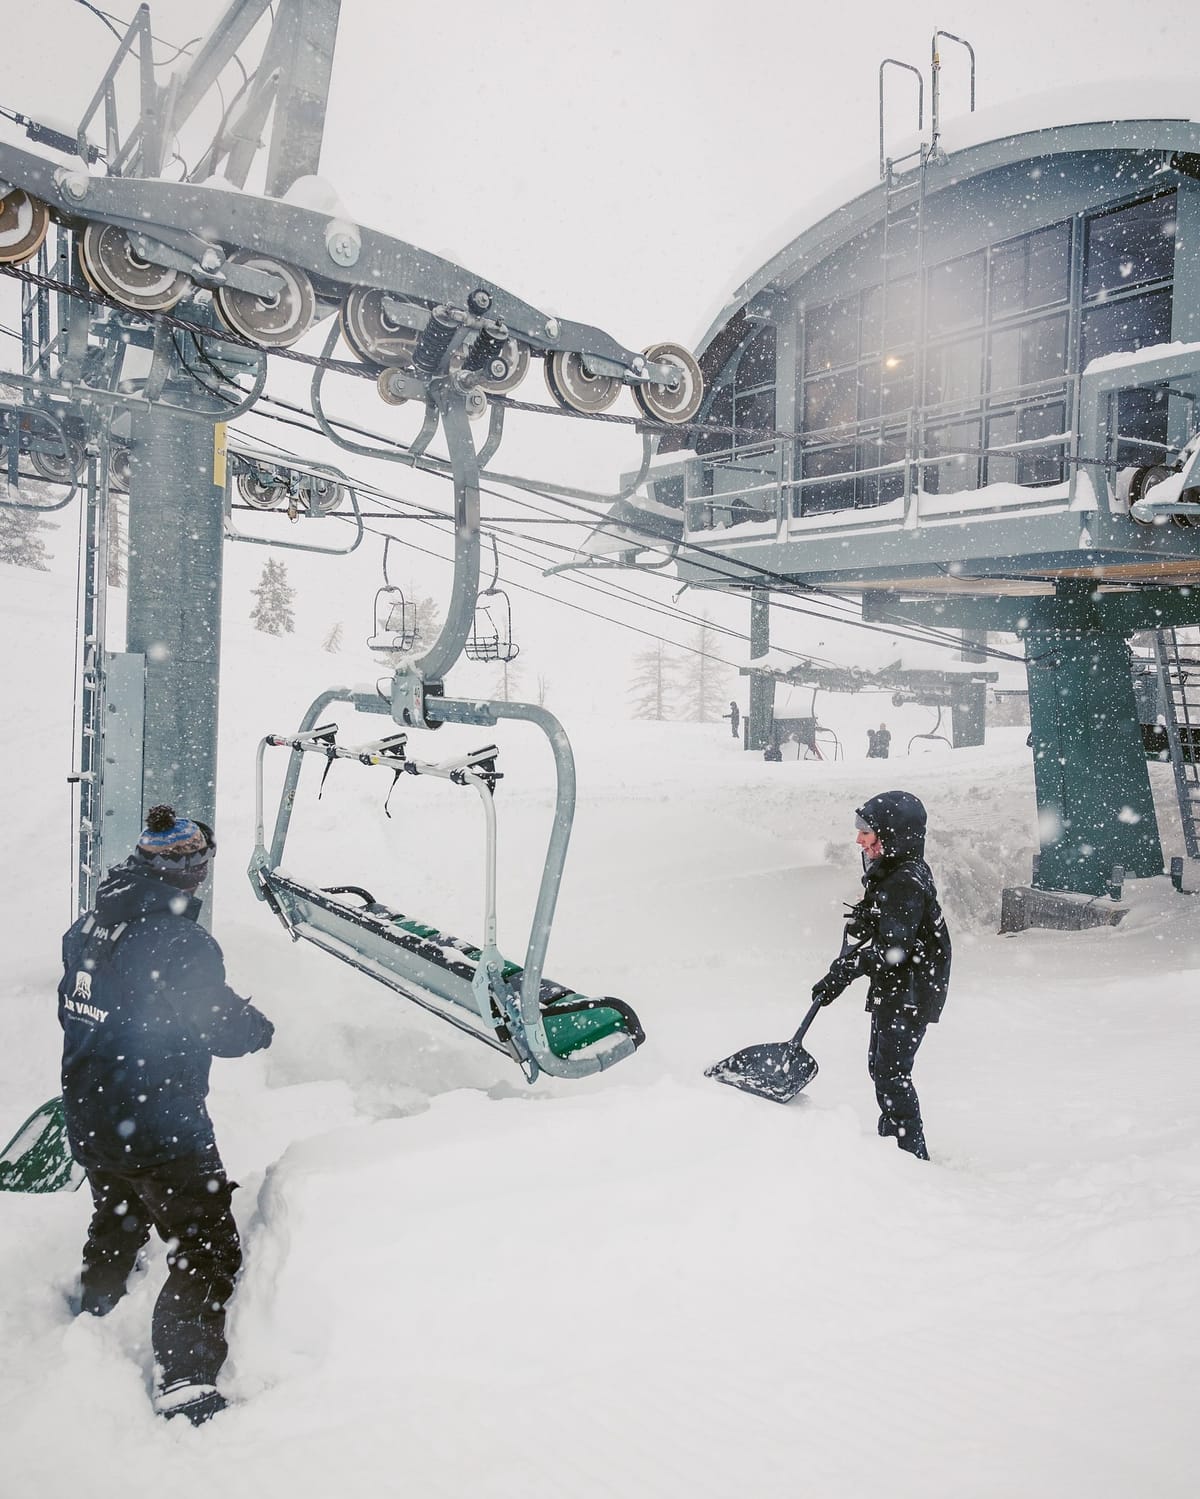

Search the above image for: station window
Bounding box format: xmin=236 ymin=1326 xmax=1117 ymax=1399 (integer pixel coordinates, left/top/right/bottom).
xmin=789 ymin=188 xmax=1177 ymax=515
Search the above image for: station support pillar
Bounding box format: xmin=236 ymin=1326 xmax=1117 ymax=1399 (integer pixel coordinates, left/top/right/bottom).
xmin=1025 ymin=626 xmax=1162 ymax=894
xmin=747 ymin=588 xmax=775 ymax=751
xmin=125 ymin=400 xmax=225 ymax=901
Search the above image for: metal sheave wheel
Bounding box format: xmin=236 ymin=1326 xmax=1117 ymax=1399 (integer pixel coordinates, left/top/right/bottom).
xmin=544 ymin=350 xmax=621 ymax=413
xmin=341 ymin=286 xmax=421 ymax=366
xmin=474 ymin=338 xmax=530 ymax=395
xmin=0 ymin=190 xmax=51 ymax=265
xmin=237 ymin=470 xmax=283 ymax=509
xmin=631 ymin=342 xmax=704 ymax=425
xmin=78 ymin=223 xmax=189 ymax=312
xmin=29 ymin=436 xmax=84 ymax=484
xmin=303 ymin=471 xmax=346 ymax=515
xmin=214 ymin=254 xmax=315 ymax=348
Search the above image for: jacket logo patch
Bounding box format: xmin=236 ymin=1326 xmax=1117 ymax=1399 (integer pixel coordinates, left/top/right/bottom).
xmin=65 ymin=991 xmax=109 ymax=1024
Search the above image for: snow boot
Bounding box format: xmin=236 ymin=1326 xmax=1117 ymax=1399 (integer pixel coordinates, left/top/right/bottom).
xmin=154 ymin=1381 xmax=227 ymax=1427
xmin=895 ymin=1123 xmax=930 ymax=1161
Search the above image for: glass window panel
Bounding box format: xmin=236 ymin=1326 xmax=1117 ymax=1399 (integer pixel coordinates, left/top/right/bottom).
xmin=1113 ymin=387 xmax=1171 ymax=465
xmin=990 ymin=224 xmax=1071 ymax=317
xmin=1081 ymin=288 xmax=1173 ymax=366
xmin=695 ymin=383 xmax=733 ymax=456
xmin=800 ymin=445 xmax=856 ymax=515
xmin=879 ymin=355 xmax=914 ymax=416
xmin=734 ymin=388 xmax=776 ymax=444
xmin=989 ymin=313 xmax=1068 ymax=393
xmin=1085 ymin=192 xmax=1176 ymax=297
xmin=1016 ymin=401 xmax=1067 ymax=485
xmin=860 ymin=286 xmax=883 ymax=355
xmin=804 ymin=371 xmax=857 ymax=431
xmin=737 ymin=325 xmax=777 ymax=390
xmin=882 ymin=276 xmax=918 ymax=347
xmin=856 ymin=428 xmax=907 ymax=507
xmin=924 ymin=418 xmax=982 ymax=494
xmin=986 ymin=411 xmax=1019 ymax=485
xmin=926 ymin=335 xmax=983 ymax=406
xmin=927 ymin=251 xmax=986 ymax=337
xmin=804 ymin=297 xmax=858 ymax=371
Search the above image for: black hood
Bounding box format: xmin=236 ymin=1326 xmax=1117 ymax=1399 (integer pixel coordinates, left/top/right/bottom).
xmin=856 ymin=790 xmax=927 ymax=863
xmin=94 ymin=857 xmax=203 ymax=928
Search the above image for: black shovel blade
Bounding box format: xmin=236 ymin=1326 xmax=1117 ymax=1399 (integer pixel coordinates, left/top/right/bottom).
xmin=705 ymin=1039 xmax=818 ymax=1104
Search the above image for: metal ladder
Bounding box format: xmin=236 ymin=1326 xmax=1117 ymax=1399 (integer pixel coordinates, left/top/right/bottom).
xmin=880 ymin=143 xmax=929 ymax=515
xmin=1153 ymin=627 xmax=1200 ymax=860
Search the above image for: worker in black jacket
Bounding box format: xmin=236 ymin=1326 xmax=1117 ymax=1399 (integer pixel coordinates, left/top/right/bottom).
xmin=811 ymin=790 xmax=951 ymax=1160
xmin=58 ymin=806 xmax=273 ymax=1427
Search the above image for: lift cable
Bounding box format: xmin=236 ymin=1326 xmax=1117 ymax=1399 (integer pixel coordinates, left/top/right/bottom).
xmin=3 ymin=266 xmax=1038 ymax=665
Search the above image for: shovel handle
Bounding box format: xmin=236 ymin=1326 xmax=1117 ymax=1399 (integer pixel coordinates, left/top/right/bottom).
xmin=790 ymin=996 xmax=825 ymax=1047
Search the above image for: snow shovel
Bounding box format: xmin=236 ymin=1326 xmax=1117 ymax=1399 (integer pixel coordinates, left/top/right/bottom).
xmin=0 ymin=1096 xmax=85 ymax=1193
xmin=705 ymin=996 xmax=824 ymax=1104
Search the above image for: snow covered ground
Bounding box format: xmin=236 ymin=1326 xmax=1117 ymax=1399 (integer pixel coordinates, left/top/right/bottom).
xmin=2 ymin=557 xmax=1198 ymax=1498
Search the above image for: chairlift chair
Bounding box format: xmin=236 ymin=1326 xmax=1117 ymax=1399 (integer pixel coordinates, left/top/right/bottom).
xmin=907 ymin=704 xmax=953 ymax=752
xmin=249 ymin=693 xmax=645 ymax=1083
xmin=368 ymin=586 xmax=416 ymax=654
xmin=465 ymin=538 xmax=519 ymax=663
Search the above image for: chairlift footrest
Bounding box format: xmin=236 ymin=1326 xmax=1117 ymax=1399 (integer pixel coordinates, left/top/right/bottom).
xmin=261 ymin=871 xmax=644 ymax=1062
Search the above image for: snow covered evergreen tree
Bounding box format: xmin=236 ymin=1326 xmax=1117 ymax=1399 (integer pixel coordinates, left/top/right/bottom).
xmin=250 ymin=557 xmax=296 ymax=635
xmin=491 ymin=657 xmax=524 ymax=702
xmin=628 ymin=640 xmax=679 ymax=721
xmin=0 ymin=502 xmax=54 ymax=571
xmin=322 ymin=621 xmax=343 ymax=653
xmin=678 ymin=616 xmax=728 ymax=723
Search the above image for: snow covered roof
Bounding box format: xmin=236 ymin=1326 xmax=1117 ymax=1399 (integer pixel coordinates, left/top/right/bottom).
xmin=699 ymin=79 xmax=1200 ymax=361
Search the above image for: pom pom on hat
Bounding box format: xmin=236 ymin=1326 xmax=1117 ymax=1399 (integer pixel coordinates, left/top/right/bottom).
xmin=138 ymin=805 xmax=206 ymax=860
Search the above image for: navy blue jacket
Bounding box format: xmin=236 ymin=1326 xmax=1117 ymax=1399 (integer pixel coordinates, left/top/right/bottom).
xmin=58 ymin=860 xmax=273 ymax=1170
xmin=823 ymin=791 xmax=952 ymax=1023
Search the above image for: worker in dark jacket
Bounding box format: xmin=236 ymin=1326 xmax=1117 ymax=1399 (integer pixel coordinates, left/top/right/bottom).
xmin=811 ymin=790 xmax=950 ymax=1160
xmin=58 ymin=806 xmax=273 ymax=1427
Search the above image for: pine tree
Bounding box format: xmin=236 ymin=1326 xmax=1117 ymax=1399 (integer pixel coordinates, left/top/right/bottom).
xmin=410 ymin=589 xmax=442 ymax=653
xmin=491 ymin=657 xmax=524 ymax=702
xmin=106 ymin=495 xmax=128 ymax=589
xmin=0 ymin=502 xmax=54 ymax=570
xmin=250 ymin=557 xmax=296 ymax=635
xmin=628 ymin=640 xmax=678 ymax=721
xmin=678 ymin=615 xmax=728 ymax=723
xmin=322 ymin=621 xmax=343 ymax=653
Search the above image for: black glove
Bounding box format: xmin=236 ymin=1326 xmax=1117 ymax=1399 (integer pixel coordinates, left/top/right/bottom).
xmin=811 ymin=972 xmax=844 ymax=1006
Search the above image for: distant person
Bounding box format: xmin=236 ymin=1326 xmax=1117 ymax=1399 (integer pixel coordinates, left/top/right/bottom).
xmin=874 ymin=723 xmax=892 ymax=759
xmin=723 ymin=701 xmax=741 ymax=739
xmin=57 ymin=806 xmax=274 ymax=1427
xmin=763 ymin=739 xmax=783 ymax=762
xmin=810 ymin=791 xmax=951 ymax=1161
xmin=866 ymin=727 xmax=878 ymax=758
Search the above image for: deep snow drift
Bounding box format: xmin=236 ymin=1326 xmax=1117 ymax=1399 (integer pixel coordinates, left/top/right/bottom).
xmin=1 ymin=558 xmax=1198 ymax=1498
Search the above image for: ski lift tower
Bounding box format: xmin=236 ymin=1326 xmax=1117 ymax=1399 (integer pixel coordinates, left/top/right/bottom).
xmin=0 ymin=0 xmax=703 ymax=918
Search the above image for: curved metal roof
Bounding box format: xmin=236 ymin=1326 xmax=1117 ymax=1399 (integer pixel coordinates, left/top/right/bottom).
xmin=696 ymin=113 xmax=1200 ymax=363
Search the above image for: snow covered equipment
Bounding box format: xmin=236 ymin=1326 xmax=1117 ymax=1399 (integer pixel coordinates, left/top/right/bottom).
xmin=250 ymin=707 xmax=646 ymax=1084
xmin=0 ymin=1096 xmax=84 ymax=1193
xmin=705 ymin=998 xmax=823 ymax=1104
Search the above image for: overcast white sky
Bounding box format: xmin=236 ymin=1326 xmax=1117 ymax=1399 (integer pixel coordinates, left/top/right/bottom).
xmin=4 ymin=1 xmax=1200 ymax=710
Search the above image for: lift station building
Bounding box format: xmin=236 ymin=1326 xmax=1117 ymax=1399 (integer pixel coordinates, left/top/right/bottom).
xmin=618 ymin=73 xmax=1200 ymax=898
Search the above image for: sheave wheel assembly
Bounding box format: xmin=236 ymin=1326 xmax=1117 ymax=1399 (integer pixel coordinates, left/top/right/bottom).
xmin=631 ymin=342 xmax=704 ymax=425
xmin=214 ymin=254 xmax=315 ymax=348
xmin=544 ymin=349 xmax=621 ymax=413
xmin=341 ymin=286 xmax=421 ymax=366
xmin=78 ymin=222 xmax=190 ymax=312
xmin=0 ymin=190 xmax=50 ymax=265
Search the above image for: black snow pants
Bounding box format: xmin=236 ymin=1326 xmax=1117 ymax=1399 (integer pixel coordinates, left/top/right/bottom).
xmin=867 ymin=1007 xmax=929 ymax=1158
xmin=80 ymin=1148 xmax=242 ymax=1388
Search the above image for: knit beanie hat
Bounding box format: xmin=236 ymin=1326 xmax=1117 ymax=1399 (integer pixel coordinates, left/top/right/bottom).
xmin=136 ymin=805 xmax=211 ymax=890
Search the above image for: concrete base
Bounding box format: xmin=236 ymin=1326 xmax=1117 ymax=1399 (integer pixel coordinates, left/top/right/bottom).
xmin=999 ymin=885 xmax=1128 ymax=934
